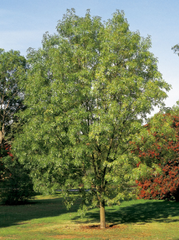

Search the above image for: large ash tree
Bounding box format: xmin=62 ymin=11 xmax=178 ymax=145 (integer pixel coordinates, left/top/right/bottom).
xmin=13 ymin=9 xmax=170 ymax=228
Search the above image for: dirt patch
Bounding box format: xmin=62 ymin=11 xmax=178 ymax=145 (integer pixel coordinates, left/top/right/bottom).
xmin=53 ymin=235 xmax=115 ymax=239
xmin=53 ymin=235 xmax=79 ymax=239
xmin=53 ymin=235 xmax=94 ymax=239
xmin=80 ymin=224 xmax=127 ymax=230
xmin=53 ymin=235 xmax=133 ymax=240
xmin=53 ymin=224 xmax=128 ymax=239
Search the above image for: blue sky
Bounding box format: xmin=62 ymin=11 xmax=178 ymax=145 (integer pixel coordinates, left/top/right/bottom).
xmin=0 ymin=0 xmax=179 ymax=114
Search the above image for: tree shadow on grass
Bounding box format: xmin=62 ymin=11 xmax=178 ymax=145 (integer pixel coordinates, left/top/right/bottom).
xmin=1 ymin=197 xmax=179 ymax=229
xmin=73 ymin=200 xmax=179 ymax=225
xmin=0 ymin=195 xmax=81 ymax=228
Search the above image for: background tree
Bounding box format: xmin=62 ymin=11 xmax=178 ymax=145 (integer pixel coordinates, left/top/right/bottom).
xmin=134 ymin=109 xmax=179 ymax=201
xmin=13 ymin=9 xmax=170 ymax=228
xmin=0 ymin=49 xmax=26 ymax=145
xmin=0 ymin=49 xmax=34 ymax=204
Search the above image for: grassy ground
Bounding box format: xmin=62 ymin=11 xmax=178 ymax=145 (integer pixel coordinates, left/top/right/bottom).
xmin=0 ymin=194 xmax=179 ymax=239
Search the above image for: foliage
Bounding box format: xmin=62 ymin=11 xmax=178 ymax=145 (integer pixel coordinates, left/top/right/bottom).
xmin=0 ymin=144 xmax=34 ymax=205
xmin=134 ymin=111 xmax=179 ymax=201
xmin=0 ymin=50 xmax=34 ymax=204
xmin=0 ymin=49 xmax=26 ymax=145
xmin=13 ymin=9 xmax=170 ymax=227
xmin=172 ymin=44 xmax=179 ymax=56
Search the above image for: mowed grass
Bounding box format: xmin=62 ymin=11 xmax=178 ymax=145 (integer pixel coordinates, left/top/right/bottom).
xmin=0 ymin=193 xmax=179 ymax=240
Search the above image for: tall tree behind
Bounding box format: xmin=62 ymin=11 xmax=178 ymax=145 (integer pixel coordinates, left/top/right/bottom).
xmin=0 ymin=49 xmax=26 ymax=146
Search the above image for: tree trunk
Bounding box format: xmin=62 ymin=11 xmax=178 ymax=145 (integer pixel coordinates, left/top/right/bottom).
xmin=100 ymin=200 xmax=106 ymax=229
xmin=0 ymin=124 xmax=5 ymax=145
xmin=0 ymin=131 xmax=3 ymax=145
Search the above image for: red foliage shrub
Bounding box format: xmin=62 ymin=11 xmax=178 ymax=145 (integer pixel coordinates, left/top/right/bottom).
xmin=136 ymin=160 xmax=179 ymax=201
xmin=136 ymin=114 xmax=179 ymax=201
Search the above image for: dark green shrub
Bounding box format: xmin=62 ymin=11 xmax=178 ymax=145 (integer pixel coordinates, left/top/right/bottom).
xmin=0 ymin=145 xmax=34 ymax=205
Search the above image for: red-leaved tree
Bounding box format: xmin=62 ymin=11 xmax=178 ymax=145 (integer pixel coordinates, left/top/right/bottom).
xmin=134 ymin=112 xmax=179 ymax=201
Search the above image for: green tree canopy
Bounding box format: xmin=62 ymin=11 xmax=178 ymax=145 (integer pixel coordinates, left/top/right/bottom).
xmin=0 ymin=49 xmax=26 ymax=145
xmin=13 ymin=9 xmax=171 ymax=228
xmin=0 ymin=49 xmax=34 ymax=205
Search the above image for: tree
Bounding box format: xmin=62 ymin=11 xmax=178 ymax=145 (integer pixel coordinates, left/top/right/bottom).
xmin=134 ymin=110 xmax=179 ymax=201
xmin=0 ymin=49 xmax=26 ymax=145
xmin=0 ymin=49 xmax=34 ymax=204
xmin=13 ymin=9 xmax=170 ymax=228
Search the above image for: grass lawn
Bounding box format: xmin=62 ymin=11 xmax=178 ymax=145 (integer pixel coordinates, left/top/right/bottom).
xmin=0 ymin=194 xmax=179 ymax=239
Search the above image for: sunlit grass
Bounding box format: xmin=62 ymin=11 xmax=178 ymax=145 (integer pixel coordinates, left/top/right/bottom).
xmin=1 ymin=194 xmax=179 ymax=239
